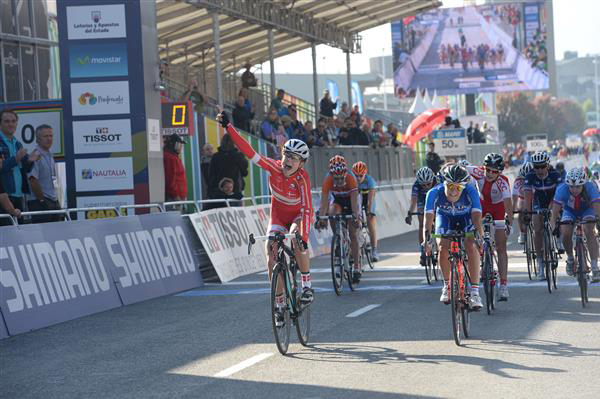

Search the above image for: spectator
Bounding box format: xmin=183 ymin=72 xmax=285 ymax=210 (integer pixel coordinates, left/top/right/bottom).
xmin=301 ymin=121 xmax=321 ymax=148
xmin=350 ymin=105 xmax=361 ymax=127
xmin=0 ymin=110 xmax=38 ymax=225
xmin=200 ymin=143 xmax=214 ymax=198
xmin=354 ymin=123 xmax=372 ymax=146
xmin=203 ymin=177 xmax=243 ymax=210
xmin=208 ymin=133 xmax=248 ymax=197
xmin=238 ymin=87 xmax=252 ymax=112
xmin=240 ymin=60 xmax=257 ymax=89
xmin=181 ymin=79 xmax=204 ymax=116
xmin=314 ymin=118 xmax=334 ymax=147
xmin=442 ymin=116 xmax=454 ymax=129
xmin=281 ymin=115 xmax=294 ymax=138
xmin=319 ymin=90 xmax=337 ymax=119
xmin=163 ymin=134 xmax=187 ymax=205
xmin=270 ymin=89 xmax=287 ymax=116
xmin=0 ymin=179 xmax=21 ymax=219
xmin=473 ymin=123 xmax=486 ymax=143
xmin=387 ymin=123 xmax=400 ymax=147
xmin=27 ymin=125 xmax=61 ymax=223
xmin=371 ymin=120 xmax=388 ymax=148
xmin=287 ymin=104 xmax=304 ymax=138
xmin=260 ymin=108 xmax=280 ymax=143
xmin=426 ymin=142 xmax=444 ymax=173
xmin=337 ymin=102 xmax=350 ymax=120
xmin=467 ymin=121 xmax=474 ymax=144
xmin=232 ymin=95 xmax=254 ymax=132
xmin=325 ymin=117 xmax=339 ymax=146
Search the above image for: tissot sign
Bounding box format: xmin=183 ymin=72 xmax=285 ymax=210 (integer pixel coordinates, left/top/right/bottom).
xmin=67 ymin=4 xmax=127 ymax=39
xmin=73 ymin=119 xmax=132 ymax=154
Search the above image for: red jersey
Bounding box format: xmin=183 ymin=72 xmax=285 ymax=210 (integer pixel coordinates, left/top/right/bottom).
xmin=226 ymin=124 xmax=313 ymax=242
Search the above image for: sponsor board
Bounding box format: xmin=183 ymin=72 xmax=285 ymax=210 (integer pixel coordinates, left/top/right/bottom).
xmin=0 ymin=213 xmax=202 ymax=336
xmin=432 ymin=129 xmax=467 ymax=157
xmin=74 ymin=157 xmax=133 ymax=191
xmin=70 ymin=81 xmax=130 ymax=116
xmin=69 ymin=42 xmax=128 ymax=78
xmin=73 ymin=119 xmax=132 ymax=154
xmin=76 ymin=194 xmax=134 ymax=219
xmin=13 ymin=108 xmax=63 ymax=155
xmin=67 ymin=4 xmax=126 ymax=40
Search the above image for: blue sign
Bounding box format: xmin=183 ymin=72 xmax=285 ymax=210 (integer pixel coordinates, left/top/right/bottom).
xmin=69 ymin=42 xmax=129 ymax=78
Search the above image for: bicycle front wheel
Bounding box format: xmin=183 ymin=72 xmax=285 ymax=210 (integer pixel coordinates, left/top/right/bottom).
xmin=432 ymin=243 xmax=440 ymax=281
xmin=424 ymin=249 xmax=433 ymax=285
xmin=331 ymin=235 xmax=343 ymax=295
xmin=482 ymin=244 xmax=493 ymax=315
xmin=365 ymin=243 xmax=374 ymax=270
xmin=271 ymin=263 xmax=291 ymax=355
xmin=543 ymin=229 xmax=554 ymax=294
xmin=525 ymin=226 xmax=535 ymax=280
xmin=450 ymin=258 xmax=463 ymax=346
xmin=576 ymin=239 xmax=589 ymax=307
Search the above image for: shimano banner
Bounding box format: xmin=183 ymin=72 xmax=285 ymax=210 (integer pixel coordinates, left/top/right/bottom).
xmin=0 ymin=213 xmax=203 ymax=336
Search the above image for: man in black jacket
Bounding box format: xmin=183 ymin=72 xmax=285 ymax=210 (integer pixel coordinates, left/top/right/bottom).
xmin=207 ymin=134 xmax=248 ymax=198
xmin=426 ymin=142 xmax=444 ymax=174
xmin=232 ymin=95 xmax=254 ymax=132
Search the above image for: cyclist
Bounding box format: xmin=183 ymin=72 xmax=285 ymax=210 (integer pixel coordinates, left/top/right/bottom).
xmin=465 ymin=153 xmax=513 ymax=301
xmin=423 ymin=164 xmax=484 ymax=310
xmin=217 ymin=112 xmax=314 ymax=322
xmin=514 ymin=162 xmax=533 ymax=245
xmin=523 ymin=151 xmax=561 ymax=281
xmin=555 ymin=161 xmax=566 ymax=184
xmin=352 ymin=161 xmax=379 ymax=261
xmin=406 ymin=167 xmax=437 ymax=255
xmin=317 ymin=155 xmax=362 ymax=282
xmin=550 ymin=167 xmax=600 ymax=282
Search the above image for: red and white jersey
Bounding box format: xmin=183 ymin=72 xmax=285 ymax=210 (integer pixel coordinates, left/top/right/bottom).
xmin=467 ymin=165 xmax=511 ymax=205
xmin=512 ymin=176 xmax=525 ymax=199
xmin=226 ymin=124 xmax=313 ymax=242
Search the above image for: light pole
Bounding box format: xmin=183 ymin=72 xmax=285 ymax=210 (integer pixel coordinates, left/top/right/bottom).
xmin=380 ymin=49 xmax=388 ymax=110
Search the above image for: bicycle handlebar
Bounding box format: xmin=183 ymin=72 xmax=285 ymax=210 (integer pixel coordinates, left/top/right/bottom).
xmin=317 ymin=215 xmax=354 ymax=220
xmin=408 ymin=211 xmax=424 ymax=216
xmin=247 ymin=232 xmax=300 ymax=254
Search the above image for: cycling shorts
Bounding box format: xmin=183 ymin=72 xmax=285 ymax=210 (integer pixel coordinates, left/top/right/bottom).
xmin=330 ymin=195 xmax=353 ymax=215
xmin=435 ymin=214 xmax=474 ymax=236
xmin=361 ymin=194 xmax=377 ymax=215
xmin=561 ymin=207 xmax=595 ymax=223
xmin=268 ymin=205 xmax=302 ymax=235
xmin=482 ymin=202 xmax=506 ymax=228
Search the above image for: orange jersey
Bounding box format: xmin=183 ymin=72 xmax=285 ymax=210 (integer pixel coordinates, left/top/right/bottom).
xmin=321 ymin=173 xmax=358 ymax=198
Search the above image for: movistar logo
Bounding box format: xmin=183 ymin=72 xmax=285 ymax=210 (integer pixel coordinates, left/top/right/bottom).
xmin=78 ymin=56 xmax=91 ymax=65
xmin=76 ymin=55 xmax=122 ymax=65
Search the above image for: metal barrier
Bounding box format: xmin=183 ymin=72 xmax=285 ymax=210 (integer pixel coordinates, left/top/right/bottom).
xmin=0 ymin=214 xmax=16 ymax=226
xmin=163 ymin=200 xmax=200 ymax=213
xmin=18 ymin=209 xmax=72 ymax=224
xmin=119 ymin=203 xmax=165 ymax=215
xmin=466 ymin=143 xmax=503 ymax=164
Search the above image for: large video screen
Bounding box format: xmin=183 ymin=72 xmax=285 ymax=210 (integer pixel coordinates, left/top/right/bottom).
xmin=391 ymin=2 xmax=550 ymax=97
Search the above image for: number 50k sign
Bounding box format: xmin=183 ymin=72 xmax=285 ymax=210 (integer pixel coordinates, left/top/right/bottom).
xmin=432 ymin=129 xmax=466 ymax=157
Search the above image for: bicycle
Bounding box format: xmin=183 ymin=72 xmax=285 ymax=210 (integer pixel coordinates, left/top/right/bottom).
xmin=410 ymin=211 xmax=440 ymax=285
xmin=247 ymin=231 xmax=310 ymax=355
xmin=317 ymin=214 xmax=358 ymax=295
xmin=438 ymin=229 xmax=473 ymax=346
xmin=359 ymin=208 xmax=374 ymax=271
xmin=480 ymin=214 xmax=499 ymax=315
xmin=515 ymin=210 xmax=537 ymax=280
xmin=525 ymin=209 xmax=559 ymax=293
xmin=559 ymin=218 xmax=597 ymax=307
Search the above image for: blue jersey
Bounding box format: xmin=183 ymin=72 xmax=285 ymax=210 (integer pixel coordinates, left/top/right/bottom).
xmin=425 ymin=183 xmax=482 ymax=234
xmin=553 ymin=182 xmax=600 ymax=213
xmin=523 ymin=170 xmax=561 ymax=209
xmin=412 ymin=181 xmax=430 ymax=207
xmin=358 ymin=174 xmax=376 ymax=194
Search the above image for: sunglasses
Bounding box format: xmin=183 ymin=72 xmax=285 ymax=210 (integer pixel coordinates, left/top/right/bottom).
xmin=444 ymin=182 xmax=466 ymax=193
xmin=283 ymin=151 xmax=302 ymax=161
xmin=534 ymin=164 xmax=547 ymax=170
xmin=485 ymin=168 xmax=500 ymax=175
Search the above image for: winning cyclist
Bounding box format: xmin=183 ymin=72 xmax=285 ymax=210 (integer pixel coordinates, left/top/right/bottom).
xmin=523 ymin=151 xmax=561 ymax=281
xmin=514 ymin=162 xmax=533 ymax=245
xmin=217 ymin=112 xmax=314 ymax=318
xmin=423 ymin=164 xmax=484 ymax=310
xmin=406 ymin=167 xmax=437 ymax=256
xmin=550 ymin=167 xmax=600 ymax=282
xmin=352 ymin=161 xmax=379 ymax=261
xmin=465 ymin=153 xmax=513 ymax=301
xmin=317 ymin=155 xmax=362 ymax=282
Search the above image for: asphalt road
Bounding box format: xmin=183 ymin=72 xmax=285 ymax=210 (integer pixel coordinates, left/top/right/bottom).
xmin=2 ymin=230 xmax=599 ymax=399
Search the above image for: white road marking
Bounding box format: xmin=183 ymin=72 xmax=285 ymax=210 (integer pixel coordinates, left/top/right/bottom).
xmin=214 ymin=353 xmax=273 ymax=378
xmin=345 ymin=304 xmax=381 ymax=318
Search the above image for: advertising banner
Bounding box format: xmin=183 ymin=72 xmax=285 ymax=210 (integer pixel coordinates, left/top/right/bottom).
xmin=66 ymin=4 xmax=127 ymax=40
xmin=76 ymin=194 xmax=135 ymax=219
xmin=70 ymin=81 xmax=130 ymax=116
xmin=432 ymin=129 xmax=467 ymax=157
xmin=0 ymin=213 xmax=203 ymax=336
xmin=72 ymin=119 xmax=132 ymax=154
xmin=74 ymin=157 xmax=134 ymax=191
xmin=69 ymin=42 xmax=129 ymax=78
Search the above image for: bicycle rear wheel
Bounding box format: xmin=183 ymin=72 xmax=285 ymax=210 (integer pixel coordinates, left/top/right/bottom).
xmin=432 ymin=243 xmax=440 ymax=281
xmin=330 ymin=235 xmax=343 ymax=295
xmin=450 ymin=258 xmax=463 ymax=346
xmin=271 ymin=263 xmax=291 ymax=355
xmin=544 ymin=229 xmax=554 ymax=294
xmin=576 ymin=240 xmax=589 ymax=307
xmin=424 ymin=249 xmax=433 ymax=285
xmin=290 ymin=261 xmax=310 ymax=346
xmin=525 ymin=227 xmax=534 ymax=280
xmin=365 ymin=243 xmax=374 ymax=270
xmin=482 ymin=244 xmax=493 ymax=315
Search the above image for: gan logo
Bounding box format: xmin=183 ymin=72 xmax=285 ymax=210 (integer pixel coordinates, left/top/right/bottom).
xmin=82 ymin=168 xmax=93 ymax=180
xmin=79 ymin=92 xmax=97 ymax=105
xmin=92 ymin=11 xmax=101 ymax=23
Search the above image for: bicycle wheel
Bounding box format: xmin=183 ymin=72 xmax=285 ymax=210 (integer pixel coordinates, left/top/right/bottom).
xmin=450 ymin=258 xmax=463 ymax=346
xmin=575 ymin=240 xmax=589 ymax=307
xmin=271 ymin=263 xmax=291 ymax=355
xmin=347 ymin=254 xmax=356 ymax=291
xmin=482 ymin=243 xmax=493 ymax=315
xmin=432 ymin=243 xmax=440 ymax=281
xmin=424 ymin=249 xmax=433 ymax=285
xmin=528 ymin=225 xmax=538 ymax=277
xmin=543 ymin=229 xmax=553 ymax=294
xmin=330 ymin=235 xmax=343 ymax=295
xmin=525 ymin=228 xmax=534 ymax=280
xmin=290 ymin=261 xmax=310 ymax=346
xmin=550 ymin=236 xmax=559 ymax=290
xmin=365 ymin=243 xmax=374 ymax=270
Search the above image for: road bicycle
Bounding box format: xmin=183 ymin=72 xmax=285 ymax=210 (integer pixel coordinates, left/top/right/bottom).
xmin=480 ymin=214 xmax=499 ymax=315
xmin=359 ymin=208 xmax=374 ymax=271
xmin=248 ymin=231 xmax=310 ymax=355
xmin=515 ymin=210 xmax=537 ymax=280
xmin=317 ymin=214 xmax=358 ymax=295
xmin=525 ymin=209 xmax=559 ymax=293
xmin=439 ymin=229 xmax=473 ymax=346
xmin=410 ymin=211 xmax=440 ymax=285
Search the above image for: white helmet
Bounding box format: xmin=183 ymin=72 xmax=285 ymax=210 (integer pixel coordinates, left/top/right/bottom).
xmin=531 ymin=151 xmax=549 ymax=166
xmin=283 ymin=139 xmax=309 ymax=160
xmin=566 ymin=167 xmax=587 ymax=186
xmin=458 ymin=159 xmax=471 ymax=168
xmin=519 ymin=162 xmax=533 ymax=178
xmin=416 ymin=167 xmax=435 ymax=184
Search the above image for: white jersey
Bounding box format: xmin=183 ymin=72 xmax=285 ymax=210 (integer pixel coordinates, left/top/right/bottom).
xmin=512 ymin=177 xmax=525 ymax=199
xmin=467 ymin=165 xmax=511 ymax=204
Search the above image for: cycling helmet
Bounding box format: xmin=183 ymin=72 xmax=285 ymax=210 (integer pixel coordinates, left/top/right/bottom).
xmin=531 ymin=151 xmax=550 ymax=165
xmin=283 ymin=139 xmax=309 ymax=160
xmin=593 ymin=170 xmax=600 ymax=180
xmin=555 ymin=161 xmax=565 ymax=172
xmin=519 ymin=162 xmax=533 ymax=178
xmin=565 ymin=167 xmax=587 ymax=186
xmin=458 ymin=159 xmax=471 ymax=168
xmin=416 ymin=167 xmax=435 ymax=184
xmin=442 ymin=164 xmax=470 ymax=184
xmin=352 ymin=161 xmax=368 ymax=176
xmin=329 ymin=155 xmax=347 ymax=176
xmin=483 ymin=152 xmax=504 ymax=170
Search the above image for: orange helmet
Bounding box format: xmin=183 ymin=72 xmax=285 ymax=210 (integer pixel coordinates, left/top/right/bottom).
xmin=352 ymin=161 xmax=368 ymax=176
xmin=329 ymin=155 xmax=347 ymax=176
